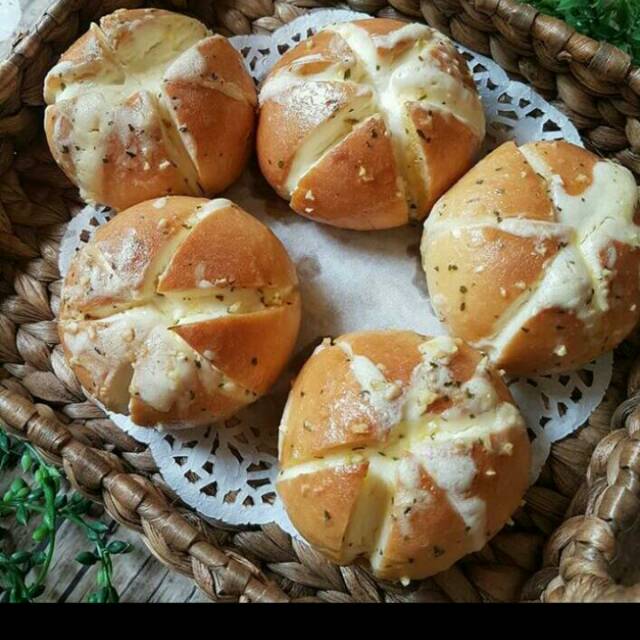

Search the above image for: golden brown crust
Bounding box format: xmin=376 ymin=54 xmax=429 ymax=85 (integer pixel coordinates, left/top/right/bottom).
xmin=376 ymin=424 xmax=529 ymax=579
xmin=277 ymin=331 xmax=529 ymax=580
xmin=429 ymin=38 xmax=477 ymax=92
xmin=257 ymin=18 xmax=485 ymax=230
xmin=129 ymin=379 xmax=245 ymax=428
xmin=59 ymin=196 xmax=301 ymax=428
xmin=471 ymin=426 xmax=531 ymax=535
xmin=278 ymin=462 xmax=369 ymax=562
xmin=497 ymin=242 xmax=640 ymax=375
xmin=354 ymin=18 xmax=414 ymax=62
xmin=289 ymin=115 xmax=409 ymax=230
xmin=157 ymin=202 xmax=298 ymax=292
xmin=280 ymin=332 xmax=500 ymax=467
xmin=354 ymin=18 xmax=407 ymax=37
xmin=162 ymin=35 xmax=257 ymax=195
xmin=496 ymin=308 xmax=586 ymax=376
xmin=423 ymin=140 xmax=640 ymax=375
xmin=256 ymin=81 xmax=365 ymax=197
xmin=425 ymin=228 xmax=561 ymax=343
xmin=376 ymin=455 xmax=467 ymax=578
xmin=356 ymin=18 xmax=421 ymax=59
xmin=526 ymin=140 xmax=596 ymax=195
xmin=280 ymin=343 xmax=381 ymax=468
xmin=409 ymin=104 xmax=481 ymax=213
xmin=172 ymin=301 xmax=301 ymax=396
xmin=600 ymin=242 xmax=640 ymax=352
xmin=430 ymin=141 xmax=554 ymax=221
xmin=61 ymin=196 xmax=201 ymax=317
xmin=99 ymin=91 xmax=196 ymax=211
xmin=271 ymin=29 xmax=355 ymax=76
xmin=44 ymin=8 xmax=256 ymax=211
xmin=92 ymin=195 xmax=199 ymax=246
xmin=343 ymin=330 xmax=425 ymax=384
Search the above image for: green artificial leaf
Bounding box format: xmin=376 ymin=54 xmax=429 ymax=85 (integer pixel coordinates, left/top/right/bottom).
xmin=32 ymin=524 xmax=50 ymax=543
xmin=15 ymin=505 xmax=28 ymax=526
xmin=10 ymin=551 xmax=31 ymax=565
xmin=86 ymin=520 xmax=110 ymax=534
xmin=97 ymin=566 xmax=109 ymax=588
xmin=10 ymin=478 xmax=27 ymax=494
xmin=106 ymin=541 xmax=131 ymax=555
xmin=28 ymin=584 xmax=45 ymax=598
xmin=75 ymin=551 xmax=98 ymax=566
xmin=0 ymin=429 xmax=129 ymax=603
xmin=20 ymin=452 xmax=32 ymax=473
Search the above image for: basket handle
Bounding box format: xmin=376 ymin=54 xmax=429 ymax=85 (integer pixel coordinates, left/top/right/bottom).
xmin=0 ymin=388 xmax=290 ymax=603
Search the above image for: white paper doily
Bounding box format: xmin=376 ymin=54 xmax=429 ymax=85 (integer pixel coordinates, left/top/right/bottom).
xmin=57 ymin=10 xmax=610 ymax=534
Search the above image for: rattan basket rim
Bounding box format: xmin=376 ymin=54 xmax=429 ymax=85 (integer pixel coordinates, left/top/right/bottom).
xmin=0 ymin=0 xmax=639 ymax=603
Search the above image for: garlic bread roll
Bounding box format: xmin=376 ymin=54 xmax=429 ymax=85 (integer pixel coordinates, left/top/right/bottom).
xmin=277 ymin=331 xmax=529 ymax=581
xmin=257 ymin=19 xmax=485 ymax=230
xmin=44 ymin=8 xmax=257 ymax=211
xmin=59 ymin=197 xmax=301 ymax=427
xmin=422 ymin=140 xmax=640 ymax=376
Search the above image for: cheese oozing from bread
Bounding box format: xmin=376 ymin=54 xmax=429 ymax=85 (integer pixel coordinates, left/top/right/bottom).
xmin=277 ymin=332 xmax=529 ymax=581
xmin=44 ymin=9 xmax=257 ymax=211
xmin=257 ymin=19 xmax=485 ymax=230
xmin=422 ymin=140 xmax=640 ymax=376
xmin=59 ymin=197 xmax=301 ymax=427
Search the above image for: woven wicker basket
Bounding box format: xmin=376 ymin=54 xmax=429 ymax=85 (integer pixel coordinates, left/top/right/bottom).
xmin=1 ymin=0 xmax=640 ymax=603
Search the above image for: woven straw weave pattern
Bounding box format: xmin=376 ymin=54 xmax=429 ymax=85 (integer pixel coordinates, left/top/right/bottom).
xmin=0 ymin=0 xmax=639 ymax=602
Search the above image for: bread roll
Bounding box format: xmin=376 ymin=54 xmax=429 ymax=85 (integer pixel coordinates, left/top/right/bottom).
xmin=44 ymin=8 xmax=257 ymax=211
xmin=257 ymin=19 xmax=485 ymax=230
xmin=422 ymin=140 xmax=640 ymax=376
xmin=277 ymin=331 xmax=529 ymax=581
xmin=59 ymin=196 xmax=301 ymax=427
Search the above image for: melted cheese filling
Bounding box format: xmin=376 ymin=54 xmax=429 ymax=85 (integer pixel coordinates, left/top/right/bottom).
xmin=278 ymin=335 xmax=525 ymax=568
xmin=425 ymin=148 xmax=640 ymax=361
xmin=60 ymin=199 xmax=293 ymax=419
xmin=259 ymin=22 xmax=485 ymax=210
xmin=45 ymin=17 xmax=253 ymax=204
xmin=283 ymin=91 xmax=376 ymax=195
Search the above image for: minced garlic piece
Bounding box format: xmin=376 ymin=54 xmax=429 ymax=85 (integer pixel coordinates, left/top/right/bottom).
xmin=351 ymin=422 xmax=370 ymax=434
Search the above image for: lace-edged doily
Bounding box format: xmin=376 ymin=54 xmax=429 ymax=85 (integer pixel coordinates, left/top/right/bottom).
xmin=58 ymin=10 xmax=609 ymax=532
